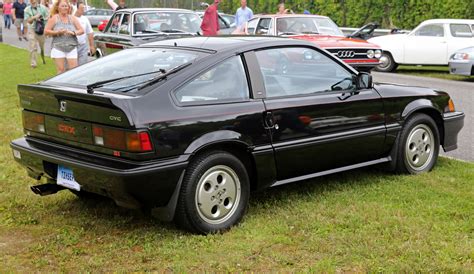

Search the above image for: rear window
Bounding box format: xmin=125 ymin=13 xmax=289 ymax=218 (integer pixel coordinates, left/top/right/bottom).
xmin=45 ymin=48 xmax=205 ymax=93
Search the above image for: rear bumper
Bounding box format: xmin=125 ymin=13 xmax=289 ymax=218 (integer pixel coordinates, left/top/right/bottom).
xmin=442 ymin=112 xmax=465 ymax=152
xmin=10 ymin=137 xmax=188 ymax=210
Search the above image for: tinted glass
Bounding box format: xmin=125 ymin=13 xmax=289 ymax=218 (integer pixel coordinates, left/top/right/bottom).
xmin=256 ymin=48 xmax=354 ymax=98
xmin=175 ymin=56 xmax=249 ymax=104
xmin=415 ymin=24 xmax=444 ymax=37
xmin=450 ymin=24 xmax=473 ymax=37
xmin=133 ymin=11 xmax=201 ymax=35
xmin=276 ymin=17 xmax=344 ymax=36
xmin=46 ymin=48 xmax=203 ymax=93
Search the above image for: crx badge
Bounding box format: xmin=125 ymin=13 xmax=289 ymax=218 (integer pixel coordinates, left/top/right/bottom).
xmin=59 ymin=101 xmax=67 ymax=112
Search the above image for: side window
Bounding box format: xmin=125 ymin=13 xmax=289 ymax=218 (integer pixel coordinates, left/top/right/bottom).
xmin=106 ymin=13 xmax=122 ymax=34
xmin=218 ymin=16 xmax=228 ymax=29
xmin=175 ymin=56 xmax=250 ymax=104
xmin=119 ymin=14 xmax=130 ymax=35
xmin=256 ymin=18 xmax=271 ymax=35
xmin=255 ymin=47 xmax=355 ymax=98
xmin=247 ymin=18 xmax=259 ymax=34
xmin=450 ymin=24 xmax=473 ymax=38
xmin=415 ymin=24 xmax=444 ymax=37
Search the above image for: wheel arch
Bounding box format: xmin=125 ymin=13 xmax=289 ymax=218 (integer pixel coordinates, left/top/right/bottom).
xmin=185 ymin=132 xmax=259 ymax=191
xmin=401 ymin=101 xmax=445 ymax=147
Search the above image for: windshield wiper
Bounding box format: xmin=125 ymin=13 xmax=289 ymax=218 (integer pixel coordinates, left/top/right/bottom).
xmin=86 ymin=70 xmax=166 ymax=94
xmin=279 ymin=32 xmax=299 ymax=36
xmin=140 ymin=30 xmax=164 ymax=34
xmin=301 ymin=31 xmax=320 ymax=34
xmin=160 ymin=29 xmax=193 ymax=34
xmin=137 ymin=62 xmax=193 ymax=91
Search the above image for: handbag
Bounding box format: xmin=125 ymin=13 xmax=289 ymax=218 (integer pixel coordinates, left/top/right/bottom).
xmin=35 ymin=19 xmax=45 ymax=35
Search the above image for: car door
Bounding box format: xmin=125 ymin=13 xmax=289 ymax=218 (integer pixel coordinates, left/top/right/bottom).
xmin=252 ymin=47 xmax=386 ymax=181
xmin=95 ymin=12 xmax=133 ymax=56
xmin=447 ymin=23 xmax=474 ymax=61
xmin=404 ymin=23 xmax=448 ymax=65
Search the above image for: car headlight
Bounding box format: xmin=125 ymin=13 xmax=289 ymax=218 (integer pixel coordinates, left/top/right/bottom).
xmin=452 ymin=53 xmax=469 ymax=60
xmin=367 ymin=50 xmax=375 ymax=58
xmin=374 ymin=49 xmax=382 ymax=59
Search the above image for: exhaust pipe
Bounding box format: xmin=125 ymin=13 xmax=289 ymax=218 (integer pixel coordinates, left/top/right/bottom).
xmin=31 ymin=184 xmax=66 ymax=196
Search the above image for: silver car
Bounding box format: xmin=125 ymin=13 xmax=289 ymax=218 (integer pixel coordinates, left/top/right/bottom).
xmin=84 ymin=8 xmax=114 ymax=27
xmin=449 ymin=46 xmax=474 ymax=76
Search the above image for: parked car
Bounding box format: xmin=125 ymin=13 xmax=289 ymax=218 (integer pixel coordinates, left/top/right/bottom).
xmin=246 ymin=14 xmax=382 ymax=71
xmin=449 ymin=46 xmax=474 ymax=76
xmin=369 ymin=19 xmax=474 ymax=72
xmin=11 ymin=37 xmax=464 ymax=234
xmin=97 ymin=19 xmax=108 ymax=32
xmin=94 ymin=8 xmax=201 ymax=57
xmin=84 ymin=8 xmax=114 ymax=27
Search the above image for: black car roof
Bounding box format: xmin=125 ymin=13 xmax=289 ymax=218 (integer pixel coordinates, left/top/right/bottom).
xmin=140 ymin=36 xmax=316 ymax=53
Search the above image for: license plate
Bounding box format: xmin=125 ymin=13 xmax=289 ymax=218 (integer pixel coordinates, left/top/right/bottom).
xmin=57 ymin=165 xmax=81 ymax=191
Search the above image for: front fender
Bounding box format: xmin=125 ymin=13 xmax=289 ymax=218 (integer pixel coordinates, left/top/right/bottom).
xmin=401 ymin=99 xmax=442 ymax=120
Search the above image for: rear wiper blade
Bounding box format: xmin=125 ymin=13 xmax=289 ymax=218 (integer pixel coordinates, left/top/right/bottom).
xmin=86 ymin=70 xmax=165 ymax=94
xmin=137 ymin=62 xmax=193 ymax=91
xmin=160 ymin=29 xmax=188 ymax=33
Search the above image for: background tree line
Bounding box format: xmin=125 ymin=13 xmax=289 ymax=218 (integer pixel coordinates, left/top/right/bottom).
xmin=89 ymin=0 xmax=474 ymax=29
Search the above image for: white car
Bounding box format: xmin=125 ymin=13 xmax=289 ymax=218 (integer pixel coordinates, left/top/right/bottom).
xmin=369 ymin=19 xmax=474 ymax=72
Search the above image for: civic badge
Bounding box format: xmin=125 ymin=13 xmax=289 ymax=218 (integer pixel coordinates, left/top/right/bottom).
xmin=59 ymin=101 xmax=67 ymax=112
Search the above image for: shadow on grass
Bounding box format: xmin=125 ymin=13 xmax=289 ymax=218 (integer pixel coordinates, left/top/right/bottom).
xmin=43 ymin=164 xmax=395 ymax=234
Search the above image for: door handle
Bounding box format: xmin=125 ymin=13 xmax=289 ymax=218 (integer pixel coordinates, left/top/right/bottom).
xmin=263 ymin=111 xmax=276 ymax=129
xmin=338 ymin=92 xmax=352 ymax=101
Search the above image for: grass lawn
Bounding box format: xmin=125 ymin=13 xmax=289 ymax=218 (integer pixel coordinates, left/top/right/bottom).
xmin=0 ymin=43 xmax=473 ymax=272
xmin=395 ymin=65 xmax=474 ymax=82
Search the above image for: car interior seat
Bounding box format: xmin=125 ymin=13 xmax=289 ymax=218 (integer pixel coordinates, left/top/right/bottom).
xmin=134 ymin=22 xmax=146 ymax=33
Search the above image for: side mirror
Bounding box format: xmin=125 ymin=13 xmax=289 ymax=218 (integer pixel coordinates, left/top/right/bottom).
xmin=356 ymin=72 xmax=372 ymax=89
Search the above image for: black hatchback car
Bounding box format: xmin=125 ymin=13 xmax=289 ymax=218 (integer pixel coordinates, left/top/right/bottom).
xmin=11 ymin=37 xmax=464 ymax=234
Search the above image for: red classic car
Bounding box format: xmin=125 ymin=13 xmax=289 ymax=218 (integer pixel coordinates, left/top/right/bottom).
xmin=246 ymin=15 xmax=381 ymax=71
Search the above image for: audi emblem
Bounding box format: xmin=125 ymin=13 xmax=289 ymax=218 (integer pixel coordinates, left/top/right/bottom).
xmin=337 ymin=50 xmax=356 ymax=58
xmin=59 ymin=101 xmax=67 ymax=112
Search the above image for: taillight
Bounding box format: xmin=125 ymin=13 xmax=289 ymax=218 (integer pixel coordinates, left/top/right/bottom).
xmin=23 ymin=112 xmax=45 ymax=133
xmin=92 ymin=125 xmax=153 ymax=153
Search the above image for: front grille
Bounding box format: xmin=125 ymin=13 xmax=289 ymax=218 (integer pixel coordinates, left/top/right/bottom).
xmin=326 ymin=48 xmax=373 ymax=60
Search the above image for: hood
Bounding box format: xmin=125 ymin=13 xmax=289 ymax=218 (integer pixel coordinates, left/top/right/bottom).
xmin=291 ymin=35 xmax=380 ymax=49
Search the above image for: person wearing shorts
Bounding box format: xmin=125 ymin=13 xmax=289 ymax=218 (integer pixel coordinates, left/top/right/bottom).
xmin=12 ymin=0 xmax=28 ymax=41
xmin=44 ymin=0 xmax=84 ymax=74
xmin=24 ymin=0 xmax=49 ymax=68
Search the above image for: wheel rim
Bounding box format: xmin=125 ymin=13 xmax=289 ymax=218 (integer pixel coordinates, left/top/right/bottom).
xmin=378 ymin=54 xmax=391 ymax=69
xmin=195 ymin=165 xmax=241 ymax=225
xmin=405 ymin=124 xmax=435 ymax=171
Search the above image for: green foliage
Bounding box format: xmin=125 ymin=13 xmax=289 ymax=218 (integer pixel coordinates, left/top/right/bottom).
xmin=88 ymin=0 xmax=474 ymax=29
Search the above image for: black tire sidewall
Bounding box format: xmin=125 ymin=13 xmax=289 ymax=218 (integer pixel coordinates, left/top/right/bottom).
xmin=178 ymin=151 xmax=250 ymax=234
xmin=397 ymin=114 xmax=440 ymax=174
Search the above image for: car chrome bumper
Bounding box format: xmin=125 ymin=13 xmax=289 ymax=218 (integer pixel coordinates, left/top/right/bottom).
xmin=449 ymin=60 xmax=473 ymax=76
xmin=10 ymin=137 xmax=188 ymax=210
xmin=442 ymin=112 xmax=465 ymax=152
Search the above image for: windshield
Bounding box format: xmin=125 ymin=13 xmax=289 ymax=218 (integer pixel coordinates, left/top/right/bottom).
xmin=276 ymin=17 xmax=344 ymax=36
xmin=45 ymin=48 xmax=203 ymax=93
xmin=133 ymin=11 xmax=201 ymax=34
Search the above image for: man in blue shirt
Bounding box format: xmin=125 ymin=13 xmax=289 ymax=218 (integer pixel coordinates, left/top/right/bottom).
xmin=234 ymin=0 xmax=253 ymax=31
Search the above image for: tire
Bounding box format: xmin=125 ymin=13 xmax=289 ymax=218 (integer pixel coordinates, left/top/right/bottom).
xmin=374 ymin=52 xmax=398 ymax=72
xmin=395 ymin=113 xmax=440 ymax=174
xmin=175 ymin=151 xmax=250 ymax=234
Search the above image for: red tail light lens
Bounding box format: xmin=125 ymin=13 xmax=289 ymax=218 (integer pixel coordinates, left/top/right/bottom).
xmin=92 ymin=125 xmax=153 ymax=153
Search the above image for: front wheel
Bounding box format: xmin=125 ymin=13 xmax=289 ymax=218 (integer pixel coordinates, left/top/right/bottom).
xmin=395 ymin=114 xmax=440 ymax=174
xmin=374 ymin=52 xmax=398 ymax=72
xmin=174 ymin=151 xmax=250 ymax=234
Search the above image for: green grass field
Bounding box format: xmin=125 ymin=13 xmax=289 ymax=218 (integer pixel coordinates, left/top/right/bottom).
xmin=395 ymin=65 xmax=474 ymax=82
xmin=0 ymin=44 xmax=473 ymax=272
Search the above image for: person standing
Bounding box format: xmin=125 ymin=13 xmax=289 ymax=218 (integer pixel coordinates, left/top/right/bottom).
xmin=74 ymin=3 xmax=94 ymax=66
xmin=44 ymin=0 xmax=84 ymax=74
xmin=276 ymin=3 xmax=290 ymax=15
xmin=24 ymin=0 xmax=48 ymax=68
xmin=106 ymin=0 xmax=126 ymax=11
xmin=3 ymin=0 xmax=13 ymax=29
xmin=234 ymin=0 xmax=252 ymax=31
xmin=12 ymin=0 xmax=28 ymax=41
xmin=200 ymin=0 xmax=220 ymax=36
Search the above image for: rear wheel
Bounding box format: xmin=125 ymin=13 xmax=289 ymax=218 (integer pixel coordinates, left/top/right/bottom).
xmin=175 ymin=151 xmax=250 ymax=234
xmin=395 ymin=114 xmax=440 ymax=174
xmin=375 ymin=52 xmax=398 ymax=72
